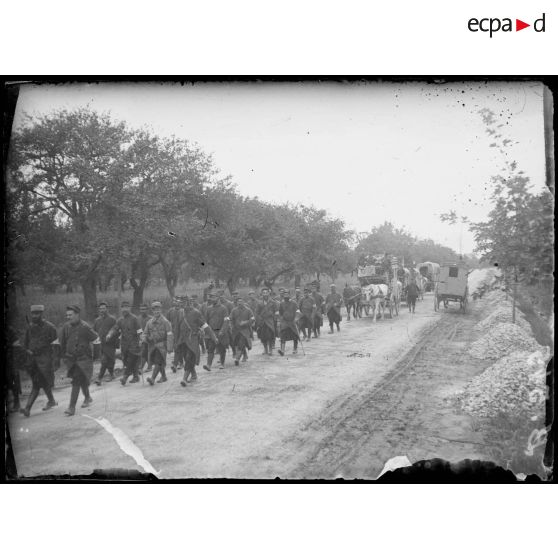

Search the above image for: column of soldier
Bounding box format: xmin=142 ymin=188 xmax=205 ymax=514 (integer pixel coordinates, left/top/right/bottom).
xmin=8 ymin=283 xmax=344 ymax=418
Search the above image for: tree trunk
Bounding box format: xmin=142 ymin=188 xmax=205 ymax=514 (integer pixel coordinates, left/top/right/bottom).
xmin=294 ymin=274 xmax=302 ymax=288
xmin=80 ymin=274 xmax=98 ymax=322
xmin=130 ymin=269 xmax=149 ymax=311
xmin=227 ymin=277 xmax=237 ymax=295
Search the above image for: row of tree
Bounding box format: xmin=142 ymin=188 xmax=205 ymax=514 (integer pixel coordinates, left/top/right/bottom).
xmin=7 ymin=108 xmax=472 ymax=321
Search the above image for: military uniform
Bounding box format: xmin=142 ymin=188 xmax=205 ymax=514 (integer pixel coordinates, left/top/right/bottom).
xmin=109 ymin=311 xmax=143 ymax=385
xmin=138 ymin=309 xmax=152 ymax=371
xmin=167 ymin=304 xmax=185 ymax=371
xmin=255 ymin=298 xmax=277 ymax=354
xmin=59 ymin=314 xmax=99 ymax=414
xmin=229 ymin=304 xmax=254 ymax=364
xmin=203 ymin=301 xmax=230 ymax=370
xmin=298 ymin=294 xmax=316 ymax=340
xmin=20 ymin=315 xmax=58 ymax=416
xmin=176 ymin=306 xmax=213 ymax=384
xmin=325 ymin=291 xmax=343 ymax=332
xmin=311 ymin=290 xmax=324 ymax=337
xmin=278 ymin=298 xmax=300 ymax=356
xmin=93 ymin=312 xmax=117 ymax=383
xmin=144 ymin=311 xmax=173 ymax=384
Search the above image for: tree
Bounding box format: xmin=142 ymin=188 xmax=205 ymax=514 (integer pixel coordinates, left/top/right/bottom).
xmin=9 ymin=108 xmax=132 ymax=319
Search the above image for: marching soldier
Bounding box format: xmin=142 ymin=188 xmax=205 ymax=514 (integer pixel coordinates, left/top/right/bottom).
xmin=311 ymin=283 xmax=324 ymax=337
xmin=229 ymin=297 xmax=255 ymax=365
xmin=176 ymin=296 xmax=219 ymax=386
xmin=255 ymin=287 xmax=278 ymax=356
xmin=190 ymin=294 xmax=206 ymax=354
xmin=167 ymin=297 xmax=184 ymax=374
xmin=19 ymin=305 xmax=58 ymax=417
xmin=325 ymin=284 xmax=343 ymax=333
xmin=294 ymin=287 xmax=303 ymax=306
xmin=106 ymin=301 xmax=143 ymax=386
xmin=58 ymin=305 xmax=100 ymax=416
xmin=138 ymin=303 xmax=152 ymax=373
xmin=277 ymin=290 xmax=301 ymax=356
xmin=93 ymin=302 xmax=117 ymax=385
xmin=203 ymin=281 xmax=215 ymax=303
xmin=144 ymin=301 xmax=173 ymax=385
xmin=298 ymin=288 xmax=316 ymax=341
xmin=203 ymin=292 xmax=231 ymax=371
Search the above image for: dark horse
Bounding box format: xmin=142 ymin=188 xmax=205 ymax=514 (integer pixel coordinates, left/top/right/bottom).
xmin=343 ymin=284 xmax=362 ymax=320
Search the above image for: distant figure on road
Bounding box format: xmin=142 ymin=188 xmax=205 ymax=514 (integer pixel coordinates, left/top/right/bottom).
xmin=144 ymin=301 xmax=173 ymax=385
xmin=278 ymin=290 xmax=301 ymax=356
xmin=20 ymin=305 xmax=58 ymax=417
xmin=325 ymin=284 xmax=343 ymax=334
xmin=407 ymin=280 xmax=419 ymax=314
xmin=58 ymin=305 xmax=100 ymax=416
xmin=93 ymin=302 xmax=117 ymax=385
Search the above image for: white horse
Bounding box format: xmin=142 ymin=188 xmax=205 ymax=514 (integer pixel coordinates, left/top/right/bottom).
xmin=362 ymin=284 xmax=389 ymax=321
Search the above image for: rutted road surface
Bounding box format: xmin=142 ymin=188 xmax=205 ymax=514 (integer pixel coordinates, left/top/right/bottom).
xmin=9 ymin=295 xmax=490 ymax=479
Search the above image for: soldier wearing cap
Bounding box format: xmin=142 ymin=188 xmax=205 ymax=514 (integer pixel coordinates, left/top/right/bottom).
xmin=230 ymin=297 xmax=255 ymax=365
xmin=277 ymin=290 xmax=301 ymax=356
xmin=294 ymin=287 xmax=303 ymax=306
xmin=167 ymin=297 xmax=185 ymax=373
xmin=190 ymin=294 xmax=206 ymax=355
xmin=106 ymin=302 xmax=143 ymax=385
xmin=138 ymin=303 xmax=152 ymax=373
xmin=19 ymin=304 xmax=59 ymax=417
xmin=298 ymin=288 xmax=316 ymax=341
xmin=255 ymin=287 xmax=278 ymax=356
xmin=144 ymin=301 xmax=173 ymax=385
xmin=325 ymin=284 xmax=343 ymax=334
xmin=58 ymin=305 xmax=100 ymax=416
xmin=310 ymin=283 xmax=324 ymax=337
xmin=247 ymin=291 xmax=259 ymax=314
xmin=175 ymin=295 xmax=218 ymax=386
xmin=203 ymin=292 xmax=230 ymax=371
xmin=203 ymin=281 xmax=215 ymax=303
xmin=93 ymin=302 xmax=118 ymax=385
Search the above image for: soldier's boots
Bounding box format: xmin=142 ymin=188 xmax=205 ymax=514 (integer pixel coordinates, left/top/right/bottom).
xmin=171 ymin=365 xmax=177 ymax=374
xmin=328 ymin=325 xmax=334 ymax=334
xmin=278 ymin=342 xmax=286 ymax=357
xmin=20 ymin=388 xmax=40 ymax=417
xmin=81 ymin=395 xmax=93 ymax=408
xmin=242 ymin=350 xmax=248 ymax=362
xmin=218 ymin=359 xmax=225 ymax=370
xmin=181 ymin=369 xmax=192 ymax=387
xmin=65 ymin=384 xmax=80 ymax=416
xmin=336 ymin=324 xmax=340 ymax=332
xmin=203 ymin=354 xmax=214 ymax=372
xmin=157 ymin=370 xmax=168 ymax=383
xmin=190 ymin=370 xmax=198 ymax=382
xmin=42 ymin=399 xmax=58 ymax=411
xmin=129 ymin=374 xmax=140 ymax=383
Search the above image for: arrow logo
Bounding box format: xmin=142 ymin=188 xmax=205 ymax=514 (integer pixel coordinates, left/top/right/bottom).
xmin=516 ymin=19 xmax=530 ymax=31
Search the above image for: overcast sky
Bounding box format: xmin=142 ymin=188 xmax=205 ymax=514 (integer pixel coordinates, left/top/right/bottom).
xmin=13 ymin=81 xmax=546 ymax=254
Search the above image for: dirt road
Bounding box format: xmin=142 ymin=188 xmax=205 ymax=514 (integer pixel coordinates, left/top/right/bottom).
xmin=9 ymin=295 xmax=492 ymax=479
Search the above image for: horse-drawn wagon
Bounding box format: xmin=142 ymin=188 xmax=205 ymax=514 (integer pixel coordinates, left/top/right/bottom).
xmin=357 ymin=254 xmax=401 ymax=320
xmin=433 ymin=261 xmax=469 ymax=313
xmin=418 ymin=261 xmax=440 ymax=293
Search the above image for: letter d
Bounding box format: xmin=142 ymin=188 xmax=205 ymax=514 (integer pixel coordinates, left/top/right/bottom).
xmin=534 ymin=13 xmax=545 ymax=32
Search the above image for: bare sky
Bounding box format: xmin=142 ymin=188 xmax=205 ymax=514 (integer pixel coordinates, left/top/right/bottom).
xmin=13 ymin=81 xmax=546 ymax=253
